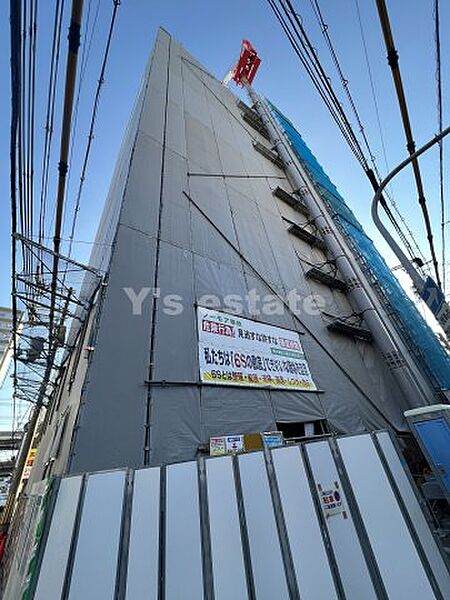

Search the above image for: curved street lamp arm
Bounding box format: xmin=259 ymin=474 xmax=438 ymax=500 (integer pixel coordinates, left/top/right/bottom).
xmin=372 ymin=125 xmax=450 ymax=290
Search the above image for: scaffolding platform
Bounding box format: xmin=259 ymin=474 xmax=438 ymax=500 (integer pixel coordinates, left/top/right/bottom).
xmin=237 ymin=100 xmax=270 ymax=140
xmin=305 ymin=266 xmax=347 ymax=291
xmin=287 ymin=222 xmax=327 ymax=251
xmin=272 ymin=186 xmax=309 ymax=215
xmin=253 ymin=141 xmax=285 ymax=170
xmin=327 ymin=318 xmax=373 ymax=342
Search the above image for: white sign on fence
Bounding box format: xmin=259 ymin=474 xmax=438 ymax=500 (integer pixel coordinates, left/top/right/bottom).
xmin=318 ymin=482 xmax=345 ymax=518
xmin=197 ymin=307 xmax=316 ymax=390
xmin=209 ymin=437 xmax=226 ymax=456
xmin=209 ymin=435 xmax=245 ymax=456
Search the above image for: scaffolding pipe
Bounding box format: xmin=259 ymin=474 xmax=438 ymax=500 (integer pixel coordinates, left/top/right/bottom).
xmin=245 ymin=82 xmax=433 ymax=410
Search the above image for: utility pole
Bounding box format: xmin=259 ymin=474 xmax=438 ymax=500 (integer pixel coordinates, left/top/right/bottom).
xmin=48 ymin=0 xmax=84 ymax=358
xmin=375 ymin=0 xmax=441 ymax=288
xmin=2 ymin=0 xmax=84 ymax=531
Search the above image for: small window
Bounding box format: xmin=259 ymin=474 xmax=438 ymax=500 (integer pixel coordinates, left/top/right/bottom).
xmin=276 ymin=420 xmax=329 ymax=442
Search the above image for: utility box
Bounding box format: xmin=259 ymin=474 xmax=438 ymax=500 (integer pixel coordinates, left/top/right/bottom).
xmin=405 ymin=404 xmax=450 ymax=503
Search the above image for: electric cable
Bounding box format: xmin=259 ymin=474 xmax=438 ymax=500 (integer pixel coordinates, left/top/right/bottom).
xmin=26 ymin=0 xmax=32 ymax=278
xmin=65 ymin=0 xmax=120 ymax=264
xmin=281 ymin=0 xmax=370 ymax=168
xmin=353 ymin=0 xmax=427 ymax=269
xmin=62 ymin=0 xmax=100 ymax=238
xmin=267 ymin=0 xmax=425 ymax=270
xmin=38 ymin=0 xmax=65 ymax=260
xmin=309 ymin=0 xmax=377 ymax=170
xmin=28 ymin=0 xmax=38 ymax=292
xmin=433 ymin=0 xmax=445 ymax=292
xmin=9 ymin=0 xmax=22 ymax=472
xmin=47 ymin=0 xmax=84 ymax=350
xmin=266 ymin=0 xmax=368 ymax=168
xmin=311 ymin=0 xmax=426 ymax=269
xmin=16 ymin=0 xmax=38 ymax=301
xmin=18 ymin=0 xmax=27 ymax=277
xmin=5 ymin=2 xmax=87 ymax=523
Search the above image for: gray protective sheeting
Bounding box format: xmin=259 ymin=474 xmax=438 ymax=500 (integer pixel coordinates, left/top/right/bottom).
xmin=68 ymin=28 xmax=410 ymax=473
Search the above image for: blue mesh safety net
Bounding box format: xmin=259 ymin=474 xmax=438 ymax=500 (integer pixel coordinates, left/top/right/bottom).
xmin=270 ymin=102 xmax=450 ymax=390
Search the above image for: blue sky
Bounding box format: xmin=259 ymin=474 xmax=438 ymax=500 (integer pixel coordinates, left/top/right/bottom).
xmin=0 ymin=0 xmax=448 ymax=427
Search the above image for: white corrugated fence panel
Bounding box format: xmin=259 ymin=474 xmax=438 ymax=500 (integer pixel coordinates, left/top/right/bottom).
xmin=165 ymin=461 xmax=204 ymax=600
xmin=305 ymin=440 xmax=377 ymax=599
xmin=125 ymin=467 xmax=160 ymax=600
xmin=34 ymin=476 xmax=83 ymax=600
xmin=238 ymin=451 xmax=290 ymax=599
xmin=67 ymin=470 xmax=126 ymax=600
xmin=272 ymin=446 xmax=338 ymax=600
xmin=375 ymin=431 xmax=450 ymax=596
xmin=205 ymin=456 xmax=248 ymax=600
xmin=338 ymin=434 xmax=436 ymax=599
xmin=24 ymin=433 xmax=450 ymax=599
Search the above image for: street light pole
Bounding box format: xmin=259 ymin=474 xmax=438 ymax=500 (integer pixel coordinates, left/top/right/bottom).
xmin=372 ymin=125 xmax=450 ymax=335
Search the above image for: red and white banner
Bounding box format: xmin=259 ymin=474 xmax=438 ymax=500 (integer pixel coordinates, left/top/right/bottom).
xmin=197 ymin=307 xmax=316 ymax=390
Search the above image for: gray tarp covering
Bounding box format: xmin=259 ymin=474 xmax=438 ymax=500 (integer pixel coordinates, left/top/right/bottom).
xmin=68 ymin=29 xmax=410 ymax=473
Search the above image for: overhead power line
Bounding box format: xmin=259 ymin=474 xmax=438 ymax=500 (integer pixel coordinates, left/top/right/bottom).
xmin=353 ymin=0 xmax=427 ymax=269
xmin=309 ymin=0 xmax=377 ymax=170
xmin=375 ymin=0 xmax=441 ymax=288
xmin=9 ymin=0 xmax=22 ymax=461
xmin=27 ymin=0 xmax=37 ymax=282
xmin=19 ymin=0 xmax=38 ymax=300
xmin=433 ymin=0 xmax=445 ymax=293
xmin=267 ymin=0 xmax=369 ymax=169
xmin=3 ymin=0 xmax=86 ymax=529
xmin=65 ymin=0 xmax=120 ymax=263
xmin=309 ymin=0 xmax=427 ymax=270
xmin=12 ymin=0 xmax=43 ymax=309
xmin=48 ymin=0 xmax=85 ymax=345
xmin=38 ymin=0 xmax=65 ymax=256
xmin=63 ymin=0 xmax=101 ymax=238
xmin=266 ymin=0 xmax=426 ymax=270
xmin=19 ymin=1 xmax=27 ymax=273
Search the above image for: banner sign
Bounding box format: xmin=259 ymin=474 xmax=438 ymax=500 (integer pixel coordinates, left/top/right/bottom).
xmin=198 ymin=307 xmax=316 ymax=390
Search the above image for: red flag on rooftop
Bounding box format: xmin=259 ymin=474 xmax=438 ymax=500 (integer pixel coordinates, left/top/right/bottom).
xmin=232 ymin=40 xmax=261 ymax=86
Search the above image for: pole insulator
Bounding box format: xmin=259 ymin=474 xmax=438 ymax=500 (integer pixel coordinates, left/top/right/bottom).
xmin=387 ymin=48 xmax=399 ymax=68
xmin=68 ymin=20 xmax=81 ymax=54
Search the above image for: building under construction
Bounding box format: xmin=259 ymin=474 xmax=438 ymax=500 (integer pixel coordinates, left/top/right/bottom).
xmin=4 ymin=28 xmax=450 ymax=599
